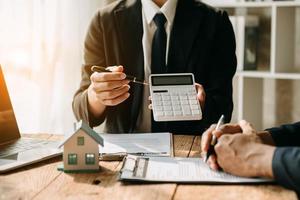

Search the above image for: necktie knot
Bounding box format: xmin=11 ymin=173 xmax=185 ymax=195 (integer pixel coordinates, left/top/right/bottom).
xmin=153 ymin=13 xmax=167 ymax=29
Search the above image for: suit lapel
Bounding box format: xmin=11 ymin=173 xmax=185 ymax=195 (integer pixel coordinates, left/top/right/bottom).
xmin=114 ymin=0 xmax=144 ymax=132
xmin=168 ymin=0 xmax=204 ymax=73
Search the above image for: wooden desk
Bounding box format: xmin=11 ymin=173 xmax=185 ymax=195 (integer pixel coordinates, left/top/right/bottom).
xmin=0 ymin=134 xmax=297 ymax=200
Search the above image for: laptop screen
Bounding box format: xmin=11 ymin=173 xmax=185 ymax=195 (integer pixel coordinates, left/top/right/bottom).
xmin=0 ymin=66 xmax=20 ymax=144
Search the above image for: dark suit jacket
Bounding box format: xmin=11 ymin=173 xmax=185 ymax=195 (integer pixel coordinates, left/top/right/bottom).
xmin=267 ymin=122 xmax=300 ymax=194
xmin=73 ymin=0 xmax=237 ymax=134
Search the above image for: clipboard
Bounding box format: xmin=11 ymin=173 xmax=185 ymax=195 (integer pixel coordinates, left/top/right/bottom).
xmin=119 ymin=155 xmax=274 ymax=184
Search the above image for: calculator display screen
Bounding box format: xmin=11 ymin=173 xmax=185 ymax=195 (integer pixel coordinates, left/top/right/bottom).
xmin=152 ymin=75 xmax=193 ymax=86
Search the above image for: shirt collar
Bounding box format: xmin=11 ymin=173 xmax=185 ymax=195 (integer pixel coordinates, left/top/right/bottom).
xmin=141 ymin=0 xmax=178 ymax=26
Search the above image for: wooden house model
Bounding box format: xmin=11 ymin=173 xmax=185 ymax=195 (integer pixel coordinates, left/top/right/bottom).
xmin=58 ymin=120 xmax=104 ymax=173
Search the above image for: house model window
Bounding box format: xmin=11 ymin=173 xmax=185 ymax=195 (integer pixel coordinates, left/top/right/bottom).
xmin=68 ymin=154 xmax=77 ymax=165
xmin=77 ymin=136 xmax=84 ymax=145
xmin=85 ymin=153 xmax=95 ymax=165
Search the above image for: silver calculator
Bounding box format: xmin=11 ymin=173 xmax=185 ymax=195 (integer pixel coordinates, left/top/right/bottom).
xmin=149 ymin=73 xmax=202 ymax=122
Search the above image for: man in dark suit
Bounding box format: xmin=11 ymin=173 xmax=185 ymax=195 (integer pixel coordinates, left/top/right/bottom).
xmin=73 ymin=0 xmax=237 ymax=134
xmin=202 ymin=120 xmax=300 ymax=194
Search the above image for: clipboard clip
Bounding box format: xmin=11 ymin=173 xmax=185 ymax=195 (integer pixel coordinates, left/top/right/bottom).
xmin=120 ymin=155 xmax=149 ymax=178
xmin=120 ymin=155 xmax=137 ymax=172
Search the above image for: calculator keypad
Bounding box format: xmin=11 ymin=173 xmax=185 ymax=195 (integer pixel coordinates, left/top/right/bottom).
xmin=152 ymin=89 xmax=202 ymax=121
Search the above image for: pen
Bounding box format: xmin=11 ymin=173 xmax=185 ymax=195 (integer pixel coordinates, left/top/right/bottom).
xmin=91 ymin=66 xmax=149 ymax=85
xmin=204 ymin=114 xmax=225 ymax=162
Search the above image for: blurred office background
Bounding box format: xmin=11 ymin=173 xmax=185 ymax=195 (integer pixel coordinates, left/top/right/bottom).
xmin=0 ymin=0 xmax=299 ymax=134
xmin=0 ymin=0 xmax=110 ymax=134
xmin=207 ymin=0 xmax=300 ymax=130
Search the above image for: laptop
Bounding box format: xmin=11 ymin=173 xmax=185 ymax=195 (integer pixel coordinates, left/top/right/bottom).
xmin=0 ymin=65 xmax=61 ymax=173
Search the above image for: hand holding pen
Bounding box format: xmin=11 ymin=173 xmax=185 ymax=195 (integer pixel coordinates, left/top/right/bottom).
xmin=91 ymin=66 xmax=148 ymax=85
xmin=87 ymin=65 xmax=131 ymax=117
xmin=202 ymin=115 xmax=225 ymax=169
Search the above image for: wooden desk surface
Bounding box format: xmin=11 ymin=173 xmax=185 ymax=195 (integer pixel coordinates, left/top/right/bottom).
xmin=0 ymin=134 xmax=297 ymax=200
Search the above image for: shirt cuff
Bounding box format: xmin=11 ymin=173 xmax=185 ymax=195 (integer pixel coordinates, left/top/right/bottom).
xmin=272 ymin=147 xmax=300 ymax=193
xmin=266 ymin=127 xmax=288 ymax=146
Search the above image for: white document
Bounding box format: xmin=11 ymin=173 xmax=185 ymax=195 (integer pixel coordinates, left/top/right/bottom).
xmin=120 ymin=155 xmax=274 ymax=183
xmin=99 ymin=133 xmax=173 ymax=159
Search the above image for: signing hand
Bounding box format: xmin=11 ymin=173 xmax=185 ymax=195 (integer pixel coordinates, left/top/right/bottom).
xmin=201 ymin=123 xmax=242 ymax=170
xmin=214 ymin=120 xmax=275 ymax=178
xmin=201 ymin=120 xmax=275 ymax=171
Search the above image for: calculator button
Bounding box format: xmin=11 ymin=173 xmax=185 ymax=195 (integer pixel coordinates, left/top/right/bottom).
xmin=183 ymin=109 xmax=191 ymax=115
xmin=174 ymin=111 xmax=183 ymax=116
xmin=182 ymin=105 xmax=190 ymax=110
xmin=164 ymin=111 xmax=173 ymax=116
xmin=173 ymin=105 xmax=181 ymax=111
xmin=189 ymin=100 xmax=198 ymax=105
xmin=188 ymin=95 xmax=196 ymax=100
xmin=181 ymin=100 xmax=189 ymax=105
xmin=154 ymin=101 xmax=162 ymax=106
xmin=192 ymin=110 xmax=200 ymax=115
xmin=156 ymin=111 xmax=164 ymax=116
xmin=155 ymin=106 xmax=163 ymax=111
xmin=172 ymin=100 xmax=180 ymax=105
xmin=190 ymin=105 xmax=200 ymax=110
xmin=162 ymin=96 xmax=171 ymax=101
xmin=171 ymin=96 xmax=179 ymax=100
xmin=180 ymin=95 xmax=188 ymax=100
xmin=163 ymin=101 xmax=171 ymax=106
xmin=163 ymin=106 xmax=172 ymax=111
xmin=153 ymin=95 xmax=162 ymax=101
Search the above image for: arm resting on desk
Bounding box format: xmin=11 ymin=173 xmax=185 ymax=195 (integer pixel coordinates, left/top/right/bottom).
xmin=272 ymin=147 xmax=300 ymax=194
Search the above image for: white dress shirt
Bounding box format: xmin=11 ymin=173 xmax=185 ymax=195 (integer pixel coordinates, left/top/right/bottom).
xmin=135 ymin=0 xmax=178 ymax=132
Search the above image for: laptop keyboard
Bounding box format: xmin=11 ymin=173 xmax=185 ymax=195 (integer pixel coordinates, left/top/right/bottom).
xmin=0 ymin=138 xmax=59 ymax=158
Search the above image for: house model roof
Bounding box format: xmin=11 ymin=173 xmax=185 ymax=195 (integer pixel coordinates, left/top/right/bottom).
xmin=59 ymin=120 xmax=104 ymax=147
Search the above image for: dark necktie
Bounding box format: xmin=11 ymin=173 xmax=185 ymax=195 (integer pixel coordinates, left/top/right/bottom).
xmin=151 ymin=13 xmax=167 ymax=74
xmin=151 ymin=13 xmax=167 ymax=132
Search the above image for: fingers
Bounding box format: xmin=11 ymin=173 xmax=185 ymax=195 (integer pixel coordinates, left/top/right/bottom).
xmin=201 ymin=123 xmax=237 ymax=154
xmin=148 ymin=96 xmax=152 ymax=110
xmin=239 ymin=120 xmax=256 ymax=135
xmin=91 ymin=71 xmax=126 ymax=82
xmin=106 ymin=65 xmax=123 ymax=72
xmin=218 ymin=123 xmax=242 ymax=134
xmin=92 ymin=79 xmax=130 ymax=92
xmin=102 ymin=92 xmax=130 ymax=106
xmin=212 ymin=129 xmax=223 ymax=139
xmin=201 ymin=124 xmax=216 ymax=153
xmin=88 ymin=65 xmax=130 ymax=108
xmin=88 ymin=83 xmax=130 ymax=107
xmin=207 ymin=154 xmax=219 ymax=171
xmin=195 ymin=83 xmax=206 ymax=109
xmin=202 ymin=122 xmax=243 ymax=169
xmin=97 ymin=85 xmax=130 ymax=100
